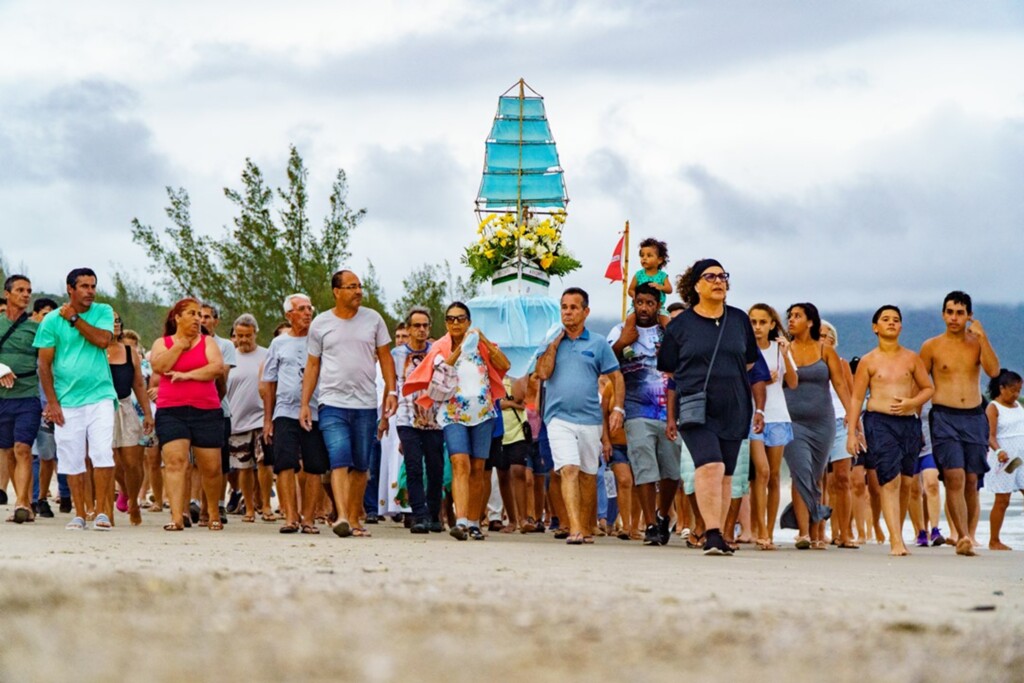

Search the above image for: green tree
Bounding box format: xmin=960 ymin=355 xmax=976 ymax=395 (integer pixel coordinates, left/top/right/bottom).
xmin=131 ymin=145 xmax=365 ymax=343
xmin=392 ymin=261 xmax=479 ymax=339
xmin=359 ymin=260 xmax=398 ymax=332
xmin=94 ymin=271 xmax=167 ymax=346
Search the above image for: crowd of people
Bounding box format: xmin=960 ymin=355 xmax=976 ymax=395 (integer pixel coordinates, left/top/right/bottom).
xmin=2 ymin=252 xmax=1022 ymax=557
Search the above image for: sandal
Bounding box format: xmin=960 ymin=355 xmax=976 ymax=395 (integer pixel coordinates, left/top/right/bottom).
xmin=582 ymin=535 xmax=595 ymax=544
xmin=566 ymin=532 xmax=584 ymax=545
xmin=300 ymin=524 xmax=320 ymax=535
xmin=685 ymin=532 xmax=706 ymax=549
xmin=163 ymin=522 xmax=184 ymax=531
xmin=65 ymin=516 xmax=86 ymax=531
xmin=242 ymin=514 xmax=256 ymax=523
xmin=208 ymin=520 xmax=224 ymax=531
xmin=795 ymin=536 xmax=811 ymax=550
xmin=352 ymin=527 xmax=372 ymax=538
xmin=261 ymin=512 xmax=279 ymax=523
xmin=520 ymin=518 xmax=537 ymax=534
xmin=553 ymin=528 xmax=570 ymax=540
xmin=617 ymin=530 xmax=631 ymax=540
xmin=280 ymin=522 xmax=299 ymax=534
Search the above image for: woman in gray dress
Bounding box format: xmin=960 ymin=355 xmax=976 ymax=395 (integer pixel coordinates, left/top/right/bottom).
xmin=781 ymin=303 xmax=852 ymax=549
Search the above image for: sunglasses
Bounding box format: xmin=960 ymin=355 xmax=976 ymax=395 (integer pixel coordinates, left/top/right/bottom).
xmin=700 ymin=272 xmax=730 ymax=283
xmin=445 ymin=315 xmax=469 ymax=323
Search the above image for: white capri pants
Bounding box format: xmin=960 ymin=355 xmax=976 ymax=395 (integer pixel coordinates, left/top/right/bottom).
xmin=55 ymin=401 xmax=115 ymax=475
xmin=546 ymin=418 xmax=602 ymax=475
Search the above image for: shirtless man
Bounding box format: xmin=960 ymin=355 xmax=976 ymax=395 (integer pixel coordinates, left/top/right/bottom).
xmin=919 ymin=291 xmax=999 ymax=556
xmin=847 ymin=305 xmax=934 ymax=556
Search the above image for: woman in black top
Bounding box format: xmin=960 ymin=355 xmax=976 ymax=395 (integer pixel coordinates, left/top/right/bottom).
xmin=658 ymin=258 xmax=764 ymax=555
xmin=106 ymin=313 xmax=153 ymax=526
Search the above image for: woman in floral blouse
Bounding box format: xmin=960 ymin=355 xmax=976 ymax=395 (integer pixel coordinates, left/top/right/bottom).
xmin=403 ymin=302 xmax=509 ymax=541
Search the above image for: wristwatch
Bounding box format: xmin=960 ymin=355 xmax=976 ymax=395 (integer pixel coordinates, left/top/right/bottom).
xmin=68 ymin=313 xmax=80 ymax=327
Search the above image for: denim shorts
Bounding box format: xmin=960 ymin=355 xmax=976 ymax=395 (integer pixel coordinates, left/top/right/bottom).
xmin=528 ymin=427 xmax=553 ymax=475
xmin=609 ymin=444 xmax=630 ymax=466
xmin=0 ymin=396 xmax=41 ymax=448
xmin=318 ymin=405 xmax=377 ymax=472
xmin=749 ymin=421 xmax=794 ymax=448
xmin=443 ymin=418 xmax=494 ymax=460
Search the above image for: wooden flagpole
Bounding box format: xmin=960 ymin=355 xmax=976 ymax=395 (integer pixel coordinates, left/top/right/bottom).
xmin=621 ymin=220 xmax=630 ymax=321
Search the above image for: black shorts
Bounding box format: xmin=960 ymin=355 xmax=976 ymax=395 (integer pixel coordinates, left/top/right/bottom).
xmin=261 ymin=438 xmax=275 ymax=468
xmin=863 ymin=412 xmax=921 ymax=486
xmin=484 ymin=436 xmax=504 ymax=471
xmin=928 ymin=404 xmax=990 ymax=477
xmin=489 ymin=439 xmax=530 ymax=471
xmin=680 ymin=425 xmax=742 ymax=476
xmin=155 ymin=407 xmax=225 ymax=449
xmin=221 ymin=417 xmax=232 ymax=474
xmin=272 ymin=417 xmax=329 ymax=475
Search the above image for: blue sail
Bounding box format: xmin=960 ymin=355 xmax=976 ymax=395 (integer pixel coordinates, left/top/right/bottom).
xmin=476 ymin=84 xmax=568 ymax=212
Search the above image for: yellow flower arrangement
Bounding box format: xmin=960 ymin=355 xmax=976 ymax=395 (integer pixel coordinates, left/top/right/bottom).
xmin=462 ymin=209 xmax=581 ymax=283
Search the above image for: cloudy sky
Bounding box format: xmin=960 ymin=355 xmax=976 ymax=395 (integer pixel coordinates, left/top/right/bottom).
xmin=2 ymin=1 xmax=1023 ymax=319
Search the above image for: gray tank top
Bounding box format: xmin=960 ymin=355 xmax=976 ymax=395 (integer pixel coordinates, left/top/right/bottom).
xmin=784 ymin=358 xmax=835 ymax=425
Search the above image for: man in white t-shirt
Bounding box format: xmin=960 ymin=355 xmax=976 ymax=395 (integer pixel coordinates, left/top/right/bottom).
xmin=225 ymin=313 xmax=268 ymax=521
xmin=301 ymin=270 xmax=397 ymax=538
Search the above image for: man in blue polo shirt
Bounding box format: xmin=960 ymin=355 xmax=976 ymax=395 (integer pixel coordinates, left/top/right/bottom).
xmin=534 ymin=287 xmax=624 ymax=546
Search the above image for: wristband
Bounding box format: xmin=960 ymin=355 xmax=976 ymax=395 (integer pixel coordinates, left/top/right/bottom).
xmin=387 ymin=391 xmax=398 ymax=397
xmin=755 ymin=409 xmax=765 ymax=416
xmin=613 ymin=406 xmax=625 ymax=415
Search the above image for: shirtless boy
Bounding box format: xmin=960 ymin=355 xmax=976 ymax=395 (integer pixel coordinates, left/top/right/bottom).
xmin=847 ymin=305 xmax=934 ymax=556
xmin=919 ymin=291 xmax=1000 ymax=556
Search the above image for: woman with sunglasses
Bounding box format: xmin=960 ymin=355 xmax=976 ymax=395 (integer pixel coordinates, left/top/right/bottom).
xmin=658 ymin=259 xmax=765 ymax=556
xmin=403 ymin=302 xmax=510 ymax=540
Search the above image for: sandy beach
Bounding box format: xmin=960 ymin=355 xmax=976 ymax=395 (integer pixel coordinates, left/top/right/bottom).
xmin=1 ymin=509 xmax=1022 ymax=683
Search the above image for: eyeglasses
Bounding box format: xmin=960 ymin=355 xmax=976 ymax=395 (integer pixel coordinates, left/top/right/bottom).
xmin=445 ymin=315 xmax=469 ymax=323
xmin=700 ymin=272 xmax=730 ymax=283
xmin=114 ymin=318 xmax=122 ymax=324
xmin=410 ymin=322 xmax=430 ymax=328
xmin=336 ymin=284 xmax=362 ymax=291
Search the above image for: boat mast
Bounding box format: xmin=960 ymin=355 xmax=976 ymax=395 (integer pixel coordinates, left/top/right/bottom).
xmin=516 ymin=78 xmax=525 ymax=288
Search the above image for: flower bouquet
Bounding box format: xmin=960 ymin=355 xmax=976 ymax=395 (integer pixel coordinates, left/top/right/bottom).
xmin=462 ymin=209 xmax=581 ymax=284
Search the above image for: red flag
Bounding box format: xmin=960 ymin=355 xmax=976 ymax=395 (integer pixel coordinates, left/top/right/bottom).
xmin=604 ymin=234 xmax=625 ymax=282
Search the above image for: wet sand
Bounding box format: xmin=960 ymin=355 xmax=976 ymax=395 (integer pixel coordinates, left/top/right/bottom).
xmin=1 ymin=512 xmax=1022 ymax=682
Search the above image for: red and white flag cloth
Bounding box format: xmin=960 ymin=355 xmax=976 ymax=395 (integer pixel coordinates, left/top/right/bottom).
xmin=604 ymin=234 xmax=625 ymax=282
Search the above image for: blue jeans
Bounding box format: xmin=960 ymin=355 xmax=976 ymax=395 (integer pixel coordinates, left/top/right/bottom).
xmin=32 ymin=456 xmax=70 ymax=503
xmin=318 ymin=406 xmax=377 ymax=472
xmin=363 ymin=438 xmax=382 ymax=514
xmin=397 ymin=427 xmax=446 ymax=521
xmin=442 ymin=419 xmax=494 ymax=460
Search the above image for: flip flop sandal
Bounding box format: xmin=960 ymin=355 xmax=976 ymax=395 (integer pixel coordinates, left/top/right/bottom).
xmin=163 ymin=522 xmax=184 ymax=531
xmin=553 ymin=528 xmax=570 ymax=540
xmin=566 ymin=533 xmax=584 ymax=545
xmin=352 ymin=527 xmax=372 ymax=538
xmin=300 ymin=524 xmax=320 ymax=535
xmin=262 ymin=512 xmax=279 ymax=522
xmin=279 ymin=522 xmax=300 ymax=534
xmin=242 ymin=515 xmax=256 ymax=523
xmin=12 ymin=506 xmax=31 ymax=524
xmin=582 ymin=535 xmax=595 ymax=544
xmin=208 ymin=520 xmax=224 ymax=531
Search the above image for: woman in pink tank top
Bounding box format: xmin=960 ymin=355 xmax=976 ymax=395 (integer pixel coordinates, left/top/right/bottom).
xmin=149 ymin=298 xmax=226 ymax=531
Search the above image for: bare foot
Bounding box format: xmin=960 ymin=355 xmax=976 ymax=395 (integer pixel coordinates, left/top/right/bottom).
xmin=956 ymin=537 xmax=976 ymax=556
xmin=989 ymin=541 xmax=1012 ymax=551
xmin=500 ymin=525 xmax=517 ymax=534
xmin=129 ymin=506 xmax=143 ymax=526
xmin=889 ymin=546 xmax=910 ymax=557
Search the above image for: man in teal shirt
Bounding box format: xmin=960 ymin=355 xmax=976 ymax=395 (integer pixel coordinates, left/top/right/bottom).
xmin=0 ymin=274 xmax=42 ymax=523
xmin=34 ymin=268 xmax=117 ymax=531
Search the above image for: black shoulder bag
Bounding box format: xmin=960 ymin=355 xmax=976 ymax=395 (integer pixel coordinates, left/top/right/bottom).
xmin=0 ymin=312 xmax=37 ymax=379
xmin=677 ymin=308 xmax=727 ymax=429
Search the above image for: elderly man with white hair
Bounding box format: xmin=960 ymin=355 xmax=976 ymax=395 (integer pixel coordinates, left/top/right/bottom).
xmin=225 ymin=313 xmax=269 ymax=521
xmin=261 ymin=294 xmax=329 ymax=534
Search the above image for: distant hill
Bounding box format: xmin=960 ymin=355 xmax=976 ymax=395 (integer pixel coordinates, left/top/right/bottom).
xmin=588 ymin=303 xmax=1024 ymax=375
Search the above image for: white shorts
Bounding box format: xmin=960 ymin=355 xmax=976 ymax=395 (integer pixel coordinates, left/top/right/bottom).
xmin=55 ymin=401 xmax=115 ymax=475
xmin=546 ymin=418 xmax=602 ymax=475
